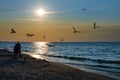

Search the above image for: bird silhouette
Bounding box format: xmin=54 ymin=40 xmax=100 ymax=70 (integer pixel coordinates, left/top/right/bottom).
xmin=72 ymin=26 xmax=81 ymax=33
xmin=59 ymin=37 xmax=64 ymax=42
xmin=11 ymin=28 xmax=16 ymax=34
xmin=46 ymin=43 xmax=54 ymax=47
xmin=94 ymin=22 xmax=100 ymax=29
xmin=26 ymin=34 xmax=35 ymax=37
xmin=43 ymin=35 xmax=46 ymax=39
xmin=82 ymin=8 xmax=87 ymax=11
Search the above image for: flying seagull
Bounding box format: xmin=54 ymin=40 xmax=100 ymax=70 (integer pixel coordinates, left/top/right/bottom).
xmin=43 ymin=35 xmax=46 ymax=39
xmin=94 ymin=22 xmax=100 ymax=29
xmin=46 ymin=43 xmax=54 ymax=47
xmin=26 ymin=34 xmax=35 ymax=37
xmin=72 ymin=26 xmax=81 ymax=33
xmin=11 ymin=28 xmax=16 ymax=34
xmin=82 ymin=8 xmax=87 ymax=11
xmin=59 ymin=37 xmax=64 ymax=42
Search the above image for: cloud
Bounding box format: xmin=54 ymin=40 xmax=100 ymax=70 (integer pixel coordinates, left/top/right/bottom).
xmin=0 ymin=9 xmax=31 ymax=13
xmin=46 ymin=12 xmax=64 ymax=14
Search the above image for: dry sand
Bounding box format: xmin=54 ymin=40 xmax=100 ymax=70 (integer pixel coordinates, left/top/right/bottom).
xmin=0 ymin=49 xmax=117 ymax=80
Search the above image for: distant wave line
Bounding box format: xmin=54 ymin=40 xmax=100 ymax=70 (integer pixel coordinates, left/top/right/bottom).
xmin=66 ymin=63 xmax=120 ymax=70
xmin=42 ymin=54 xmax=120 ymax=64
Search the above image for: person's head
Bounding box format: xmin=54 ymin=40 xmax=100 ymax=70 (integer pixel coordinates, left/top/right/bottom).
xmin=14 ymin=43 xmax=17 ymax=46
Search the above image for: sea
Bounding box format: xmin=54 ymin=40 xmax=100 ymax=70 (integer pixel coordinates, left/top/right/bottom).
xmin=0 ymin=41 xmax=120 ymax=80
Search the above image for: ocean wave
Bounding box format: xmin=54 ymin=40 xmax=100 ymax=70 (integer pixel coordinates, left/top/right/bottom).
xmin=46 ymin=55 xmax=90 ymax=60
xmin=66 ymin=63 xmax=120 ymax=70
xmin=22 ymin=50 xmax=31 ymax=52
xmin=90 ymin=59 xmax=120 ymax=64
xmin=43 ymin=54 xmax=120 ymax=64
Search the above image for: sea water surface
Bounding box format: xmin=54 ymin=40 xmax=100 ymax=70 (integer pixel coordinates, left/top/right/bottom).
xmin=0 ymin=42 xmax=120 ymax=79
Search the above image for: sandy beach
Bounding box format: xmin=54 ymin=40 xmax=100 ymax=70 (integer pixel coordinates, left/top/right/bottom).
xmin=0 ymin=49 xmax=116 ymax=80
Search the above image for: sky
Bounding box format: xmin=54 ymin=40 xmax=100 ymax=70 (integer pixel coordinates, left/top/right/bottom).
xmin=0 ymin=0 xmax=120 ymax=42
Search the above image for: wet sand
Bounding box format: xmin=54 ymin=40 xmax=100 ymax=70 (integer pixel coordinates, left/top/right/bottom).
xmin=0 ymin=49 xmax=116 ymax=80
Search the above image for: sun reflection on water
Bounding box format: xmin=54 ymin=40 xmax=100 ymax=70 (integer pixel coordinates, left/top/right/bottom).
xmin=34 ymin=42 xmax=49 ymax=54
xmin=31 ymin=54 xmax=44 ymax=59
xmin=30 ymin=42 xmax=49 ymax=59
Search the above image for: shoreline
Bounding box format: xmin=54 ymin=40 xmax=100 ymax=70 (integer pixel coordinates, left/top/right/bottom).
xmin=43 ymin=58 xmax=119 ymax=80
xmin=0 ymin=49 xmax=117 ymax=80
xmin=64 ymin=63 xmax=119 ymax=80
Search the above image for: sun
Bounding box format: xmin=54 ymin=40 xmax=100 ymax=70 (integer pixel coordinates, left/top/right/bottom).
xmin=37 ymin=8 xmax=46 ymax=16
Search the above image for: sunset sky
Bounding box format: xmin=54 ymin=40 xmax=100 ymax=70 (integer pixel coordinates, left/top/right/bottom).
xmin=0 ymin=0 xmax=120 ymax=42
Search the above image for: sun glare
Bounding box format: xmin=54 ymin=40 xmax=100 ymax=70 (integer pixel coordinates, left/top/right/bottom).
xmin=33 ymin=42 xmax=48 ymax=54
xmin=31 ymin=54 xmax=44 ymax=59
xmin=37 ymin=8 xmax=46 ymax=16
